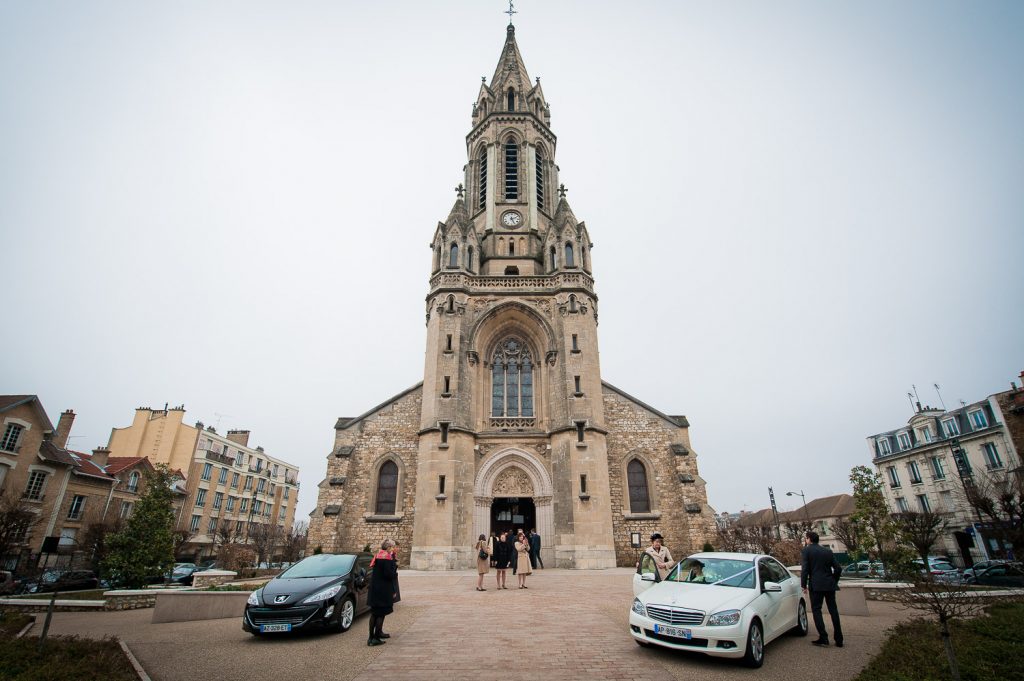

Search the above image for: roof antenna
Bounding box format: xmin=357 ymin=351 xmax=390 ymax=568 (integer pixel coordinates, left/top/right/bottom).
xmin=911 ymin=384 xmax=922 ymax=411
xmin=906 ymin=392 xmax=916 ymax=414
xmin=505 ymin=0 xmax=517 ymax=27
xmin=934 ymin=383 xmax=947 ymax=411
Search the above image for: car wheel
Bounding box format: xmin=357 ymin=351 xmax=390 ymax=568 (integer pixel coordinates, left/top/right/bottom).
xmin=793 ymin=599 xmax=809 ymax=636
xmin=743 ymin=620 xmax=765 ymax=668
xmin=335 ymin=597 xmax=356 ymax=633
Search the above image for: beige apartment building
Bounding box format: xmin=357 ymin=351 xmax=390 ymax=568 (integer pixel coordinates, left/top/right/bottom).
xmin=107 ymin=407 xmax=300 ymax=562
xmin=868 ymin=383 xmax=1022 ymax=567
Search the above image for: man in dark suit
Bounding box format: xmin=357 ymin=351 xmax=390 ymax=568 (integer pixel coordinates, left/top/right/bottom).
xmin=800 ymin=531 xmax=844 ymax=647
xmin=529 ymin=529 xmax=543 ymax=569
xmin=507 ymin=528 xmax=519 ymax=575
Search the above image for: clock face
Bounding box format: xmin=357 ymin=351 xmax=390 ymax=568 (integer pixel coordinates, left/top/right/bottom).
xmin=501 ymin=211 xmax=522 ymax=228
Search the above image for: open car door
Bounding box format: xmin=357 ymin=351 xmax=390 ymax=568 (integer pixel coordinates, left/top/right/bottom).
xmin=633 ymin=552 xmax=661 ymax=597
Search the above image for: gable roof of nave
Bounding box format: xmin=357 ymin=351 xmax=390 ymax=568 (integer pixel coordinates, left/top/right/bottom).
xmin=601 ymin=380 xmax=690 ymax=429
xmin=334 ymin=381 xmax=424 ymax=432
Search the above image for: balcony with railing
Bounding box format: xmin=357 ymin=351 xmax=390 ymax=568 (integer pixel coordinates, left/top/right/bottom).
xmin=204 ymin=449 xmax=234 ymax=466
xmin=488 ymin=417 xmax=536 ymax=430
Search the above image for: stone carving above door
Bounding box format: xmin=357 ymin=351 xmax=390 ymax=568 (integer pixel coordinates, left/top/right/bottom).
xmin=491 ymin=467 xmax=534 ymax=497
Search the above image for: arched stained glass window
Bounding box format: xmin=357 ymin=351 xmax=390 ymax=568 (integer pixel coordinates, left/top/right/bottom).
xmin=449 ymin=243 xmax=459 ymax=268
xmin=491 ymin=337 xmax=534 ymax=418
xmin=565 ymin=242 xmax=575 ymax=268
xmin=375 ymin=460 xmax=398 ymax=515
xmin=504 ymin=139 xmax=518 ymax=200
xmin=627 ymin=459 xmax=650 ymax=513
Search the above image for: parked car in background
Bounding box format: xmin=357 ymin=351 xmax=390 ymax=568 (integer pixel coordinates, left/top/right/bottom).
xmin=966 ymin=563 xmax=1024 ymax=588
xmin=630 ymin=552 xmax=807 ymax=668
xmin=0 ymin=571 xmax=18 ymax=595
xmin=913 ymin=557 xmax=959 ymax=578
xmin=196 ymin=560 xmax=219 ymax=572
xmin=25 ymin=570 xmax=100 ymax=593
xmin=841 ymin=561 xmax=886 ymax=579
xmin=166 ymin=564 xmax=198 ymax=585
xmin=243 ymin=552 xmax=374 ymax=636
xmin=962 ymin=559 xmax=1010 ymax=583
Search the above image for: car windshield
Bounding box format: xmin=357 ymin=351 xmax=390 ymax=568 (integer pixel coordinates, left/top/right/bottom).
xmin=278 ymin=554 xmax=355 ymax=579
xmin=666 ymin=558 xmax=755 ymax=588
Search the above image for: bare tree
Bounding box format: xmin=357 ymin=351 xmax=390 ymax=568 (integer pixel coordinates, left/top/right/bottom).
xmin=959 ymin=470 xmax=1023 ymax=558
xmin=0 ymin=491 xmax=38 ymax=567
xmin=747 ymin=523 xmax=779 ymax=555
xmin=172 ymin=529 xmax=195 ymax=561
xmin=830 ymin=517 xmax=864 ymax=561
xmin=247 ymin=522 xmax=282 ymax=567
xmin=281 ymin=521 xmax=308 ymax=563
xmin=894 ymin=510 xmax=948 ymax=568
xmin=714 ymin=523 xmax=747 ymax=552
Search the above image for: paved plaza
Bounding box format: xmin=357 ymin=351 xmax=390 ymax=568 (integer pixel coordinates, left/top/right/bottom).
xmin=36 ymin=569 xmax=909 ymax=681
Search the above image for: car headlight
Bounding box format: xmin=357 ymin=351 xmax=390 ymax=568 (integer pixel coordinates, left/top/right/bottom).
xmin=302 ymin=584 xmax=342 ymax=604
xmin=707 ymin=609 xmax=741 ymax=626
xmin=247 ymin=590 xmax=261 ymax=606
xmin=631 ymin=598 xmax=646 ymax=617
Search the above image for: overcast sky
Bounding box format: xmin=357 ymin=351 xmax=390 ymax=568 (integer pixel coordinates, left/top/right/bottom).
xmin=2 ymin=1 xmax=1022 ymax=524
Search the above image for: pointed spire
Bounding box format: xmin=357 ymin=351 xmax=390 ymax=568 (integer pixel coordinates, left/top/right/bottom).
xmin=489 ymin=24 xmax=531 ymax=92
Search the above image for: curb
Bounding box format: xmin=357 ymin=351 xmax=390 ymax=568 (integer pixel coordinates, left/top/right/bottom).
xmin=117 ymin=638 xmax=152 ymax=681
xmin=14 ymin=615 xmax=35 ymax=639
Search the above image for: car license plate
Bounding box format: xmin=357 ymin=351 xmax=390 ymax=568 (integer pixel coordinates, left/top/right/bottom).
xmin=653 ymin=623 xmax=692 ymax=639
xmin=260 ymin=624 xmax=292 ymax=633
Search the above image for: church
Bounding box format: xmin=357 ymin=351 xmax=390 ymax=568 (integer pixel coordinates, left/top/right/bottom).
xmin=308 ymin=24 xmax=715 ymax=570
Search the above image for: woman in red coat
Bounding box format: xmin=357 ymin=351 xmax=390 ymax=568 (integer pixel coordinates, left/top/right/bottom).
xmin=368 ymin=539 xmax=397 ymax=646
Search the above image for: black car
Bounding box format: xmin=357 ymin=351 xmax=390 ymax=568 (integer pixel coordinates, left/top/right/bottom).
xmin=970 ymin=563 xmax=1024 ymax=588
xmin=28 ymin=570 xmax=100 ymax=593
xmin=243 ymin=552 xmax=373 ymax=636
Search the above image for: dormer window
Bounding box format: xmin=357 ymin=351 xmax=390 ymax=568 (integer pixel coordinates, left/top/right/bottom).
xmin=968 ymin=409 xmax=988 ymax=429
xmin=897 ymin=432 xmax=911 ymax=451
xmin=917 ymin=425 xmax=933 ymax=443
xmin=504 ymin=138 xmax=518 ymax=200
xmin=507 ymin=87 xmax=515 ymax=111
xmin=941 ymin=417 xmax=959 ymax=438
xmin=877 ymin=438 xmax=891 ymax=456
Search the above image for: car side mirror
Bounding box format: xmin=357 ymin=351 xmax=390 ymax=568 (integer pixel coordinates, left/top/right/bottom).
xmin=763 ymin=581 xmax=782 ymax=593
xmin=640 ymin=572 xmax=657 ymax=582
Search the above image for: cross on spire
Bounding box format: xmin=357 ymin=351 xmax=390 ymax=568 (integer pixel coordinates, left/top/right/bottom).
xmin=505 ymin=0 xmax=517 ymax=26
xmin=558 ymin=183 xmax=568 ymax=198
xmin=455 ymin=183 xmax=465 ymax=199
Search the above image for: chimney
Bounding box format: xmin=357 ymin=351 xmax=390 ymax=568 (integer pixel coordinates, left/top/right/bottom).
xmin=91 ymin=446 xmax=110 ymax=468
xmin=53 ymin=410 xmax=76 ymax=449
xmin=227 ymin=430 xmax=250 ymax=447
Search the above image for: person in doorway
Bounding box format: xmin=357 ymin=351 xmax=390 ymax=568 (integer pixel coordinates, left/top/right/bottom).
xmin=801 ymin=531 xmax=844 ymax=648
xmin=493 ymin=530 xmax=512 ymax=589
xmin=507 ymin=529 xmax=519 ymax=575
xmin=367 ymin=539 xmax=398 ymax=646
xmin=644 ymin=533 xmax=675 ymax=580
xmin=475 ymin=534 xmax=491 ymax=591
xmin=489 ymin=531 xmax=498 ymax=568
xmin=529 ymin=529 xmax=543 ymax=569
xmin=514 ymin=531 xmax=532 ymax=588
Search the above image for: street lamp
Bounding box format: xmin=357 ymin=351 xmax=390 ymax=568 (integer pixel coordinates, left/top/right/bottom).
xmin=786 ymin=490 xmax=812 ymax=528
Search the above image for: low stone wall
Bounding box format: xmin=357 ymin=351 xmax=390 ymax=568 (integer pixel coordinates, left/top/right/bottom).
xmin=151 ymin=591 xmax=250 ymax=624
xmin=191 ymin=570 xmax=237 ymax=590
xmin=104 ymin=590 xmax=163 ymax=611
xmin=0 ymin=598 xmax=105 ymax=613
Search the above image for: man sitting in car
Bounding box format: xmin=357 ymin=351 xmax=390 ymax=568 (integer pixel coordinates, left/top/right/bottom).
xmin=643 ymin=533 xmax=675 ymax=579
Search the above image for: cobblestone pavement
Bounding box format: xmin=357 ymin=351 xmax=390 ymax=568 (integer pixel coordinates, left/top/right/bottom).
xmin=36 ymin=568 xmax=910 ymax=681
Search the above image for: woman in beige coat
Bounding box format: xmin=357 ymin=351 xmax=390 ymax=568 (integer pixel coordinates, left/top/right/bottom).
xmin=514 ymin=531 xmax=532 ymax=588
xmin=475 ymin=534 xmax=491 ymax=591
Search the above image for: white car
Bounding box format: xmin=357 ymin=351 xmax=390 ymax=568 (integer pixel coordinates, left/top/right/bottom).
xmin=630 ymin=552 xmax=808 ymax=668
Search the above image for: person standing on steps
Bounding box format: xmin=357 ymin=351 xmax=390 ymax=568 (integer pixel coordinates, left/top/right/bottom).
xmin=801 ymin=531 xmax=844 ymax=648
xmin=367 ymin=538 xmax=397 ymax=646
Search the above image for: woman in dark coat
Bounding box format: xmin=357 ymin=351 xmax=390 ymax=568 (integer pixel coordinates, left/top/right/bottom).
xmin=367 ymin=538 xmax=397 ymax=646
xmin=493 ymin=530 xmax=512 ymax=589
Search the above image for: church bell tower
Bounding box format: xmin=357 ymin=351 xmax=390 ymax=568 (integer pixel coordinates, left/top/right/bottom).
xmin=410 ymin=24 xmax=616 ymax=570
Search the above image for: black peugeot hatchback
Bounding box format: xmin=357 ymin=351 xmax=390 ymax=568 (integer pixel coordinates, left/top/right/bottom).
xmin=243 ymin=552 xmax=373 ymax=636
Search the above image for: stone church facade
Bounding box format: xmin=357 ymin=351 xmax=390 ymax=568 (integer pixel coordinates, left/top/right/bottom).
xmin=308 ymin=25 xmax=716 ymax=569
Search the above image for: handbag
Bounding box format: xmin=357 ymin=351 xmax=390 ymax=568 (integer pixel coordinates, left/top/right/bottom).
xmin=478 ymin=548 xmax=488 ymax=560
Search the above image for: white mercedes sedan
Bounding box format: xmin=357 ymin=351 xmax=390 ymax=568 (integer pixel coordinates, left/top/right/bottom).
xmin=629 ymin=552 xmax=808 ymax=668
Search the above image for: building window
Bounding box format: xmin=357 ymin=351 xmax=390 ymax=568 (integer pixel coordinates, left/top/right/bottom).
xmin=253 ymin=500 xmax=262 ymax=515
xmin=941 ymin=418 xmax=960 ymax=438
xmin=195 ymin=489 xmax=207 ymax=507
xmin=535 ymin=148 xmax=545 ymax=209
xmin=508 ymin=240 xmax=515 ymax=256
xmin=575 ymin=421 xmax=586 ymax=443
xmin=257 ymin=478 xmax=266 ymax=494
xmin=24 ymin=470 xmax=47 ymax=500
xmin=440 ymin=422 xmax=449 ymax=444
xmin=283 ymin=487 xmax=289 ymax=500
xmin=580 ymin=474 xmax=588 ymax=494
xmin=244 ymin=476 xmax=253 ymax=491
xmin=59 ymin=528 xmax=77 ymax=547
xmin=565 ymin=242 xmax=575 ymax=268
xmin=504 ymin=139 xmax=518 ymax=200
xmin=236 ymin=520 xmax=244 ymax=533
xmin=490 ymin=337 xmax=534 ymax=417
xmin=886 ymin=466 xmax=900 ymax=489
xmin=895 ymin=497 xmax=910 ymax=512
xmin=120 ymin=501 xmax=133 ymax=518
xmin=1 ymin=423 xmax=23 ymax=452
xmin=235 ymin=451 xmax=244 ymax=466
xmin=571 ymin=334 xmax=579 ymax=352
xmin=549 ymin=246 xmax=557 ymax=270
xmin=908 ymin=461 xmax=923 ymax=485
xmin=375 ymin=460 xmax=399 ymax=515
xmin=983 ymin=443 xmax=1003 ymax=469
xmin=231 ymin=472 xmax=239 ymax=488
xmin=127 ymin=471 xmax=140 ymax=493
xmin=449 ymin=243 xmax=459 ymax=268
xmin=213 ymin=492 xmax=223 ymax=510
xmin=574 ymin=376 xmax=582 ymax=395
xmin=438 ymin=475 xmax=446 ymax=495
xmin=917 ymin=426 xmax=933 ymax=444
xmin=467 ymin=246 xmax=474 ymax=271
xmin=208 ymin=517 xmax=218 ymax=534
xmin=877 ymin=438 xmax=891 ymax=456
xmin=201 ymin=463 xmax=212 ymax=481
xmin=445 ymin=334 xmax=453 ymax=352
xmin=218 ymin=467 xmax=228 ymax=484
xmin=939 ymin=490 xmax=954 ymax=512
xmin=240 ymin=498 xmax=249 ymax=513
xmin=190 ymin=515 xmax=201 ymax=533
xmin=227 ymin=496 xmax=236 ymax=511
xmin=897 ymin=432 xmax=912 ymax=451
xmin=930 ymin=456 xmax=946 ymax=480
xmin=916 ymin=494 xmax=931 ymax=513
xmin=478 ymin=149 xmax=487 ymax=209
xmin=968 ymin=409 xmax=988 ymax=429
xmin=67 ymin=495 xmax=86 ymax=520
xmin=507 ymin=87 xmax=515 ymax=111
xmin=627 ymin=459 xmax=651 ymax=513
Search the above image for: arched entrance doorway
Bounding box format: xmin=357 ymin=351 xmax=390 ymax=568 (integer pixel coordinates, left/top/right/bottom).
xmin=491 ymin=497 xmax=536 ymax=537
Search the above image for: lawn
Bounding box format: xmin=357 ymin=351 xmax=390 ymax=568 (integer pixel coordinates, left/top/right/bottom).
xmin=856 ymin=601 xmax=1024 ymax=681
xmin=0 ymin=612 xmax=33 ymax=638
xmin=0 ymin=635 xmax=138 ymax=681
